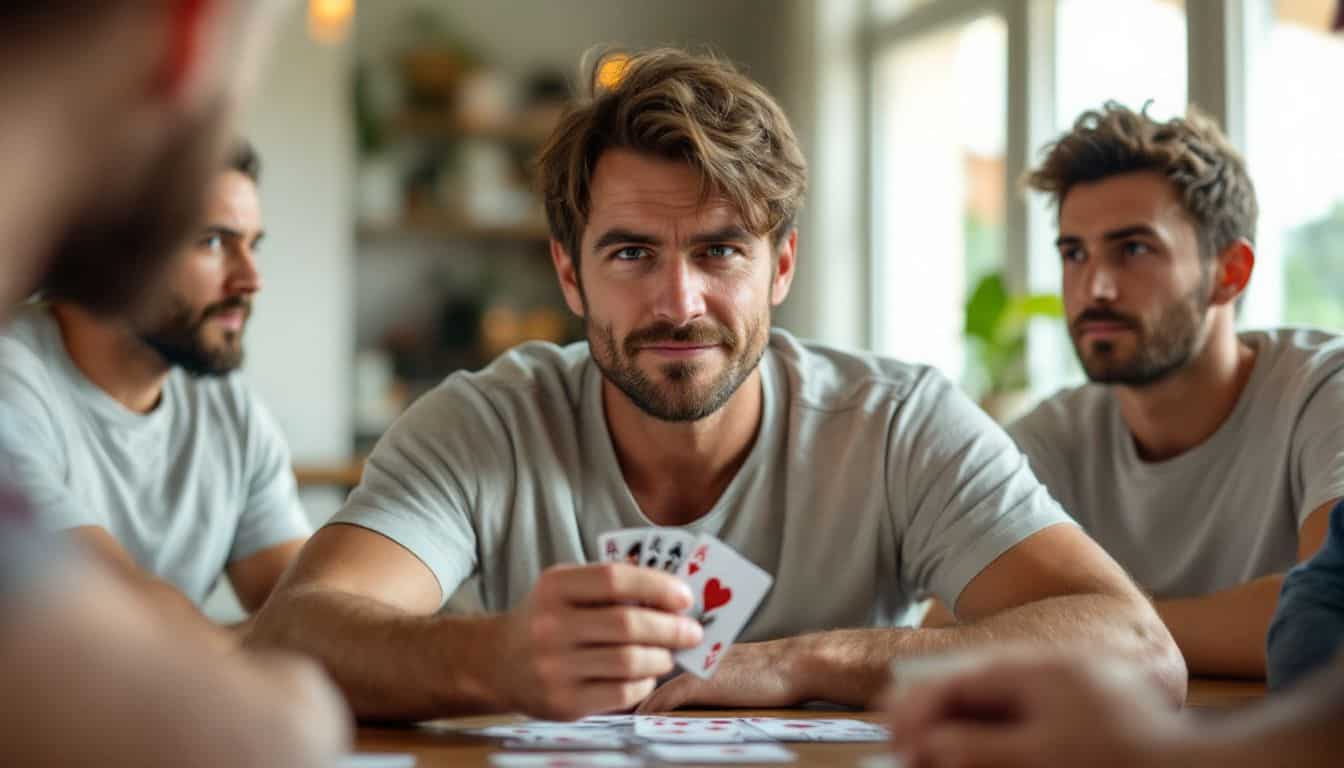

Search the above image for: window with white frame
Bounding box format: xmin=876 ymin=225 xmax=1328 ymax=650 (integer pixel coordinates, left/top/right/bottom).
xmin=870 ymin=11 xmax=1008 ymax=385
xmin=1244 ymin=0 xmax=1344 ymax=330
xmin=865 ymin=0 xmax=1343 ymax=406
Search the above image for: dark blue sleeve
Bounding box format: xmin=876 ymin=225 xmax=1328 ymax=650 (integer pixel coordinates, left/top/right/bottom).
xmin=1267 ymin=499 xmax=1344 ymax=690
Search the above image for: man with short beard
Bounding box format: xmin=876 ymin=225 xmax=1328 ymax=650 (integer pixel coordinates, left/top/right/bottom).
xmin=1004 ymin=104 xmax=1344 ymax=679
xmin=0 ymin=139 xmax=309 ymax=649
xmin=250 ymin=48 xmax=1182 ymax=720
xmin=0 ymin=2 xmax=348 ymax=765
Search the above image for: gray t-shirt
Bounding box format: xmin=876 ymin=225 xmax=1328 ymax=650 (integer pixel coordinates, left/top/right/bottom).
xmin=333 ymin=330 xmax=1072 ymax=639
xmin=1009 ymin=328 xmax=1344 ymax=599
xmin=0 ymin=305 xmax=310 ymax=605
xmin=0 ymin=483 xmax=45 ymax=603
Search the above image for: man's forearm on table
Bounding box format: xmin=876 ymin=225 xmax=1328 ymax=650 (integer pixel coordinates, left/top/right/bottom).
xmin=122 ymin=570 xmax=239 ymax=653
xmin=247 ymin=585 xmax=504 ymax=721
xmin=1155 ymin=574 xmax=1282 ymax=679
xmin=794 ymin=593 xmax=1185 ymax=706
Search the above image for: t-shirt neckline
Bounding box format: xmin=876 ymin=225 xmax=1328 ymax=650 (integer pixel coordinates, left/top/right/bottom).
xmin=1110 ymin=331 xmax=1269 ymax=476
xmin=38 ymin=306 xmax=174 ymax=431
xmin=583 ymin=344 xmax=780 ymax=533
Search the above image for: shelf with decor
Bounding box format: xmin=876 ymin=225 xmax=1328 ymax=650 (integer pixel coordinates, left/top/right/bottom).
xmin=356 ymin=212 xmax=550 ymax=244
xmin=349 ymin=12 xmax=579 ymax=456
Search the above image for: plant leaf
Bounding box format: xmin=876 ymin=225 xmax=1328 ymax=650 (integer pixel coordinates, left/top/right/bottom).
xmin=965 ymin=273 xmax=1008 ymax=344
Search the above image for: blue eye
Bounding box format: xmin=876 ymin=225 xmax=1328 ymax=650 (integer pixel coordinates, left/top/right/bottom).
xmin=612 ymin=246 xmax=648 ymax=262
xmin=704 ymin=245 xmax=741 ymax=259
xmin=199 ymin=233 xmax=223 ymax=251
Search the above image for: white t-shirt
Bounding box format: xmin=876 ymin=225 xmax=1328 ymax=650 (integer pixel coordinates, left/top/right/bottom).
xmin=1009 ymin=328 xmax=1344 ymax=599
xmin=333 ymin=330 xmax=1073 ymax=640
xmin=0 ymin=305 xmax=310 ymax=605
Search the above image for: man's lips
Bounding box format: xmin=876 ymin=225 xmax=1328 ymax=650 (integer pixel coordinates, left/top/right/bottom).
xmin=640 ymin=343 xmax=718 ymax=358
xmin=209 ymin=308 xmax=248 ymax=332
xmin=1075 ymin=320 xmax=1133 ymax=338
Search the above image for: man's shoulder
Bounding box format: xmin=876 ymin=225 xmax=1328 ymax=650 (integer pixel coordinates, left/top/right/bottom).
xmin=450 ymin=339 xmax=588 ymax=400
xmin=0 ymin=306 xmax=66 ymax=400
xmin=1245 ymin=327 xmax=1344 ymax=392
xmin=768 ymin=329 xmax=938 ymax=414
xmin=1009 ymin=381 xmax=1112 ymax=446
xmin=406 ymin=339 xmax=590 ymax=432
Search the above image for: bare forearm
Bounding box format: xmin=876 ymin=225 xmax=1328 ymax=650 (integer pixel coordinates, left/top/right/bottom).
xmin=1156 ymin=574 xmax=1281 ymax=679
xmin=798 ymin=593 xmax=1184 ymax=706
xmin=1 ymin=570 xmax=350 ymax=768
xmin=74 ymin=529 xmax=237 ymax=652
xmin=129 ymin=572 xmax=238 ymax=653
xmin=247 ymin=585 xmax=504 ymax=721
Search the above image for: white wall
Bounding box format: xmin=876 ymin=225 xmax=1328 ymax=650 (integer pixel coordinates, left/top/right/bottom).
xmin=242 ymin=7 xmax=355 ymax=476
xmin=769 ymin=0 xmax=869 ymax=350
xmin=205 ymin=5 xmax=355 ymax=620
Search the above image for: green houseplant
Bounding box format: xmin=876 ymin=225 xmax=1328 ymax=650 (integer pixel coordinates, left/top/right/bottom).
xmin=964 ymin=271 xmax=1063 ymax=421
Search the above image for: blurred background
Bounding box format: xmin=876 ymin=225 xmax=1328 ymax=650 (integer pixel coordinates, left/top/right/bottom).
xmin=218 ymin=0 xmax=1343 ymax=614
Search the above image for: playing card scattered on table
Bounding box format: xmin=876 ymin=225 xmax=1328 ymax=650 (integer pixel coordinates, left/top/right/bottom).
xmin=474 ymin=725 xmax=625 ymax=740
xmin=502 ymin=733 xmax=628 ymax=750
xmin=596 ymin=528 xmax=773 ymax=680
xmin=479 ymin=714 xmax=881 ymax=767
xmin=337 ymin=754 xmax=417 ymax=768
xmin=740 ymin=718 xmax=890 ymax=742
xmin=643 ymin=743 xmax=798 ymax=764
xmin=634 ymin=716 xmax=744 ymax=743
xmin=488 ymin=751 xmax=642 ymax=768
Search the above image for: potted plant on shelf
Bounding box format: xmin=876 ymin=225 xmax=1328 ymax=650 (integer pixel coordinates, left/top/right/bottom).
xmin=963 ymin=271 xmax=1063 ymax=423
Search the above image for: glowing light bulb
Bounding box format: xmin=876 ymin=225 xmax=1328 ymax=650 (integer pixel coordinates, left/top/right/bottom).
xmin=309 ymin=0 xmax=353 ymax=44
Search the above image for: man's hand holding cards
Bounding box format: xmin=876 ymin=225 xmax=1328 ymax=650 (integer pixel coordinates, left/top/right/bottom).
xmin=493 ymin=559 xmax=703 ymax=720
xmin=598 ymin=528 xmax=773 ymax=679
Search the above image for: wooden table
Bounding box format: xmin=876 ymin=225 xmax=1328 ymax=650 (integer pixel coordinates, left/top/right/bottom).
xmin=352 ymin=679 xmax=1264 ymax=766
xmin=1183 ymin=677 xmax=1266 ymax=709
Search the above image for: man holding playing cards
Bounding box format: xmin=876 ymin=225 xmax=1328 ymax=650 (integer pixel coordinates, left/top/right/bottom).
xmin=250 ymin=47 xmax=1183 ymax=720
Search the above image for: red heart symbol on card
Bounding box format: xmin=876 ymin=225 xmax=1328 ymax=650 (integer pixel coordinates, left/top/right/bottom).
xmin=688 ymin=562 xmax=700 ymax=575
xmin=703 ymin=579 xmax=732 ymax=612
xmin=703 ymin=641 xmax=723 ymax=670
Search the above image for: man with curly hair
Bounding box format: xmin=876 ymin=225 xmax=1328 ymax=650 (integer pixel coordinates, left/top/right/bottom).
xmin=1004 ymin=103 xmax=1344 ymax=679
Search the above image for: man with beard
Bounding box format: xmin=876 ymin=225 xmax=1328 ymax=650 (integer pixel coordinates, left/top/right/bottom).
xmin=1001 ymin=104 xmax=1344 ymax=678
xmin=0 ymin=139 xmax=310 ymax=649
xmin=0 ymin=1 xmax=349 ymax=765
xmin=250 ymin=48 xmax=1182 ymax=720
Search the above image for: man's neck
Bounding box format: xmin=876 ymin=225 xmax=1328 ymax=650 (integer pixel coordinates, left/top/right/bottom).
xmin=1114 ymin=315 xmax=1256 ymax=462
xmin=603 ymin=368 xmax=765 ymax=527
xmin=52 ymin=304 xmax=171 ymax=414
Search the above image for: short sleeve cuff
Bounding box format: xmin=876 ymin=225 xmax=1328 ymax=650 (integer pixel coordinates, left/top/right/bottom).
xmin=228 ymin=499 xmax=312 ymax=563
xmin=931 ymin=515 xmax=1078 ymax=611
xmin=327 ymin=505 xmax=473 ymax=608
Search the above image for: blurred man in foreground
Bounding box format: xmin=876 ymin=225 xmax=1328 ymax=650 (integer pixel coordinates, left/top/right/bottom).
xmin=888 ymin=652 xmax=1344 ymax=768
xmin=0 ymin=2 xmax=348 ymax=765
xmin=1 ymin=140 xmax=309 ymax=650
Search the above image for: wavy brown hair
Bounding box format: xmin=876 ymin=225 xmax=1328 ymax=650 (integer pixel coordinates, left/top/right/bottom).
xmin=536 ymin=47 xmax=807 ymax=264
xmin=1026 ymin=102 xmax=1258 ymax=260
